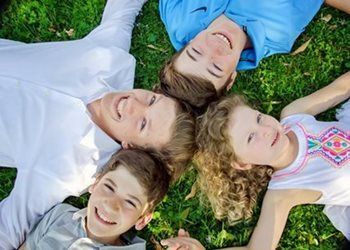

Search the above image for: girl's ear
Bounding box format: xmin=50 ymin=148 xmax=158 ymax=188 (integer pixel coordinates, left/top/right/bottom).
xmin=231 ymin=161 xmax=252 ymax=170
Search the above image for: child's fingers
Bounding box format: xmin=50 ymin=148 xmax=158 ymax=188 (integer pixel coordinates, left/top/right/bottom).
xmin=178 ymin=228 xmax=190 ymax=237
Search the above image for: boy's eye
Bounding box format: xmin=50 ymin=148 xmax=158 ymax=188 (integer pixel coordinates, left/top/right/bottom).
xmin=192 ymin=47 xmax=202 ymax=55
xmin=149 ymin=95 xmax=156 ymax=106
xmin=104 ymin=184 xmax=114 ymax=192
xmin=257 ymin=113 xmax=262 ymax=124
xmin=125 ymin=200 xmax=136 ymax=208
xmin=213 ymin=63 xmax=222 ymax=72
xmin=248 ymin=133 xmax=254 ymax=143
xmin=140 ymin=118 xmax=147 ymax=131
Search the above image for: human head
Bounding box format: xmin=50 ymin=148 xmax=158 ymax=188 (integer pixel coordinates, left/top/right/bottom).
xmin=195 ymin=94 xmax=272 ymax=224
xmin=89 ymin=89 xmax=196 ymax=181
xmin=86 ymin=149 xmax=170 ymax=245
xmin=160 ymin=16 xmax=245 ymax=109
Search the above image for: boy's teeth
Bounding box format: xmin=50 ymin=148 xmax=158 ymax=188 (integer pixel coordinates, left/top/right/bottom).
xmin=97 ymin=209 xmax=115 ymax=224
xmin=214 ymin=33 xmax=231 ymax=48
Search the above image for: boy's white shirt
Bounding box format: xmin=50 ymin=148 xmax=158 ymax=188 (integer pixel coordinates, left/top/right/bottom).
xmin=0 ymin=0 xmax=147 ymax=249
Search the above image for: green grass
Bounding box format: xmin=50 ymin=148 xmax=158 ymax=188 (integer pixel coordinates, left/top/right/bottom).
xmin=0 ymin=0 xmax=349 ymax=249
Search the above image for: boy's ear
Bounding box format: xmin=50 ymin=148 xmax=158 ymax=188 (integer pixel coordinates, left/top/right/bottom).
xmin=231 ymin=161 xmax=252 ymax=171
xmin=121 ymin=141 xmax=131 ymax=149
xmin=226 ymin=71 xmax=237 ymax=91
xmin=135 ymin=212 xmax=153 ymax=231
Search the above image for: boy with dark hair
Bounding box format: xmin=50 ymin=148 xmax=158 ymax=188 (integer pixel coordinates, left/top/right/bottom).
xmin=19 ymin=149 xmax=170 ymax=249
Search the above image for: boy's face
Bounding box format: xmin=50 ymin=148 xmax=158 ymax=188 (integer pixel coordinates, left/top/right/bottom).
xmin=86 ymin=165 xmax=151 ymax=244
xmin=95 ymin=89 xmax=178 ymax=149
xmin=175 ymin=18 xmax=239 ymax=91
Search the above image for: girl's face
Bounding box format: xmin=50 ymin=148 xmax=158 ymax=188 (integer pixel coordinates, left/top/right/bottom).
xmin=227 ymin=106 xmax=291 ymax=167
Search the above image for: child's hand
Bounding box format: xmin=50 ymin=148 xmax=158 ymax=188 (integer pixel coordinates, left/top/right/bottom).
xmin=161 ymin=228 xmax=205 ymax=250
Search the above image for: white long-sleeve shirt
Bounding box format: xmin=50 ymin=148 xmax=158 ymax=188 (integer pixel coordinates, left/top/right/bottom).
xmin=0 ymin=0 xmax=146 ymax=248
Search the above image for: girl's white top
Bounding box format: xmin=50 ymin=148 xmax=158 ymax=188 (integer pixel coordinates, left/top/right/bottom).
xmin=269 ymin=100 xmax=350 ymax=239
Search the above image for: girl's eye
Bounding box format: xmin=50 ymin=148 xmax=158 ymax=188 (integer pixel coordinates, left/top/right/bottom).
xmin=248 ymin=133 xmax=254 ymax=143
xmin=125 ymin=200 xmax=136 ymax=208
xmin=104 ymin=184 xmax=114 ymax=192
xmin=257 ymin=113 xmax=262 ymax=124
xmin=140 ymin=118 xmax=146 ymax=131
xmin=149 ymin=95 xmax=156 ymax=105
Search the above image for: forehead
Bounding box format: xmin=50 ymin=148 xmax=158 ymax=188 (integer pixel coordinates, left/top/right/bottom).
xmin=148 ymin=96 xmax=178 ymax=147
xmin=228 ymin=105 xmax=255 ymax=140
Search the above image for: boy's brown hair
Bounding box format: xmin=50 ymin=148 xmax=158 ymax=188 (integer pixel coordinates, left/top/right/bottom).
xmin=100 ymin=149 xmax=171 ymax=213
xmin=159 ymin=49 xmax=219 ymax=110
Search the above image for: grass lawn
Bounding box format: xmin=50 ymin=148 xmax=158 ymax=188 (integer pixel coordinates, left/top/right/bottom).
xmin=0 ymin=0 xmax=349 ymax=249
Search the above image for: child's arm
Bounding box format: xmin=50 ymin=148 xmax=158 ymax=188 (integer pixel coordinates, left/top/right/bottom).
xmin=222 ymin=189 xmax=321 ymax=250
xmin=325 ymin=0 xmax=350 ymax=14
xmin=281 ymin=72 xmax=350 ymax=119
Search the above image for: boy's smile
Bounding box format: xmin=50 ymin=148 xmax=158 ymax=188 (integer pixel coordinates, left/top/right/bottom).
xmin=86 ymin=165 xmax=150 ymax=245
xmin=88 ymin=89 xmax=178 ymax=149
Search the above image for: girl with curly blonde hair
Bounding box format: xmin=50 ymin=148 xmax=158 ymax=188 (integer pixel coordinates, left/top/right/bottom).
xmin=195 ymin=72 xmax=350 ymax=249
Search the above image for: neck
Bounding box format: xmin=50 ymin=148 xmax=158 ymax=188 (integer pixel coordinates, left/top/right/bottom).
xmin=271 ymin=131 xmax=299 ymax=171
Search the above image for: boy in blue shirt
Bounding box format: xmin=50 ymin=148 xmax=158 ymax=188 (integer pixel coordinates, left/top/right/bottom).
xmin=159 ymin=0 xmax=349 ymax=109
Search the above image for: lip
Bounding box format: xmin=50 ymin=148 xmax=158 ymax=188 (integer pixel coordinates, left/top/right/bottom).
xmin=113 ymin=96 xmax=129 ymax=121
xmin=212 ymin=31 xmax=233 ymax=50
xmin=94 ymin=207 xmax=117 ymax=226
xmin=271 ymin=132 xmax=280 ymax=147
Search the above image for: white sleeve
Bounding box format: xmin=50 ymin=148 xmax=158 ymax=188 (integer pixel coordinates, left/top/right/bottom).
xmin=323 ymin=205 xmax=350 ymax=240
xmin=0 ymin=171 xmax=71 ymax=249
xmin=336 ymin=99 xmax=350 ymax=124
xmin=85 ymin=0 xmax=148 ymax=51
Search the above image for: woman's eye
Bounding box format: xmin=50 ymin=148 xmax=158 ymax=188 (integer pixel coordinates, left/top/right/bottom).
xmin=248 ymin=133 xmax=254 ymax=143
xmin=104 ymin=184 xmax=114 ymax=192
xmin=140 ymin=118 xmax=146 ymax=131
xmin=257 ymin=114 xmax=262 ymax=123
xmin=149 ymin=95 xmax=156 ymax=105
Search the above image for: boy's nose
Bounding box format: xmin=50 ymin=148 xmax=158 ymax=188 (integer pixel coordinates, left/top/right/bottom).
xmin=126 ymin=97 xmax=146 ymax=117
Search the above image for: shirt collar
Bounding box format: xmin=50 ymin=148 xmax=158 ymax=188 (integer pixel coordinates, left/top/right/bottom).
xmin=80 ymin=123 xmax=121 ymax=161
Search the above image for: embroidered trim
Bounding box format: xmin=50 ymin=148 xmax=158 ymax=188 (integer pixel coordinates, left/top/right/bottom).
xmin=272 ymin=123 xmax=350 ymax=180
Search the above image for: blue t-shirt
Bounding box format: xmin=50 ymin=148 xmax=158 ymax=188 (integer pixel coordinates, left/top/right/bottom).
xmin=159 ymin=0 xmax=323 ymax=70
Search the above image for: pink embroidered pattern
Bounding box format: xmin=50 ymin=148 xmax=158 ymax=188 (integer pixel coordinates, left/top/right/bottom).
xmin=307 ymin=127 xmax=349 ymax=167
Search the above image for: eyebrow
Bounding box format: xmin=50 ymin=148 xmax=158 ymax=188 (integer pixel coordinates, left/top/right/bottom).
xmin=186 ymin=49 xmax=197 ymax=61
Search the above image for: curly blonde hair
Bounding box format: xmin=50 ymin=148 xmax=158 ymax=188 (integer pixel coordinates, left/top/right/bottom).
xmin=195 ymin=94 xmax=272 ymax=224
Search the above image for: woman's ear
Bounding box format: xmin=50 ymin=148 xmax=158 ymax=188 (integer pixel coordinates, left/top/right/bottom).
xmin=231 ymin=161 xmax=252 ymax=170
